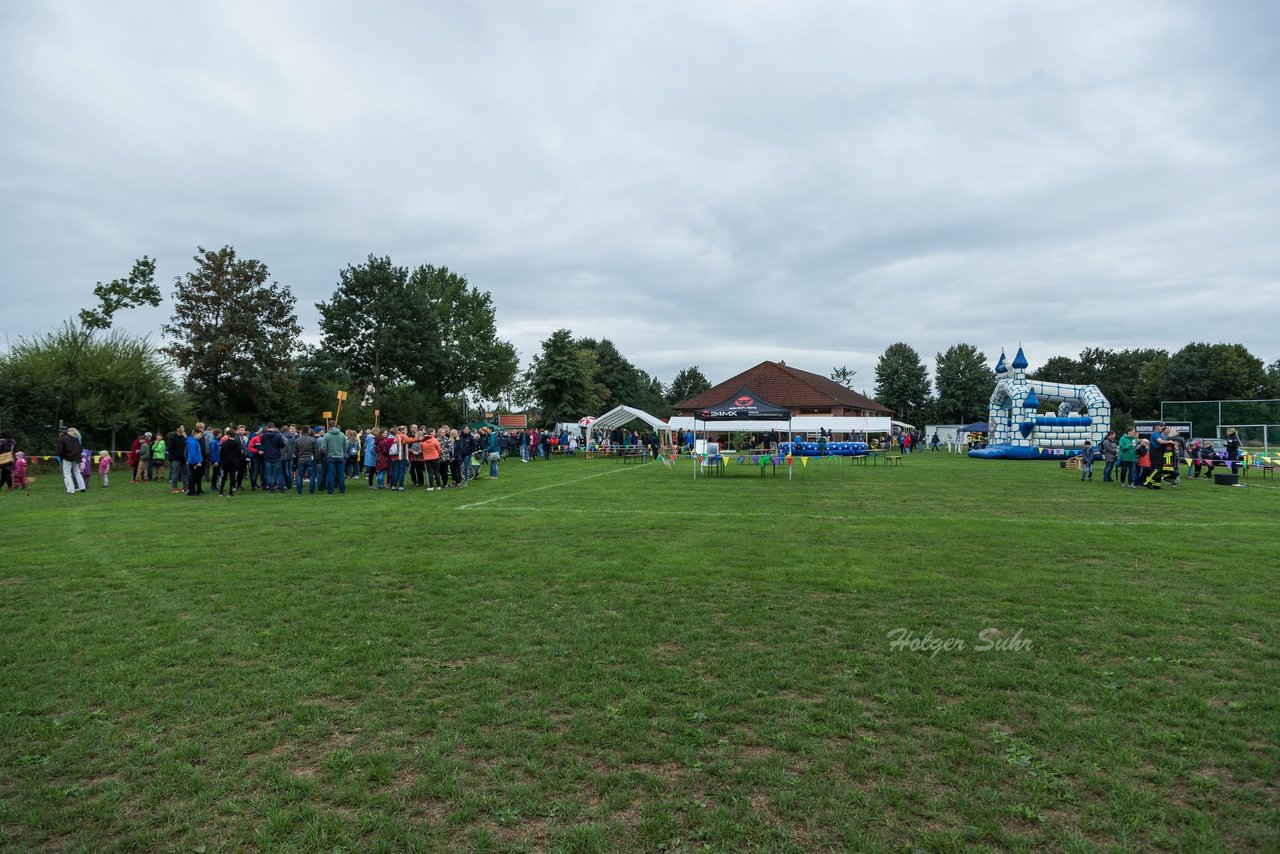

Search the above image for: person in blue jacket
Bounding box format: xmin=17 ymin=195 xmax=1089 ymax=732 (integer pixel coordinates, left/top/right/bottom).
xmin=207 ymin=427 xmax=222 ymax=493
xmin=185 ymin=427 xmax=206 ymax=496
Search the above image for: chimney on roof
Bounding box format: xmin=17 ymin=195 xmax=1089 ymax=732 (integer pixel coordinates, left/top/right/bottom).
xmin=778 ymin=360 xmax=785 ymax=366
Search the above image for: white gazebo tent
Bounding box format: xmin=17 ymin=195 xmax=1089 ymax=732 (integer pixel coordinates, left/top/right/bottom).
xmin=588 ymin=405 xmax=674 ymax=451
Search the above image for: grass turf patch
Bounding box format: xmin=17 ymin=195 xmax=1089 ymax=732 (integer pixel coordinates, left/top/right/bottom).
xmin=1 ymin=453 xmax=1277 ymax=851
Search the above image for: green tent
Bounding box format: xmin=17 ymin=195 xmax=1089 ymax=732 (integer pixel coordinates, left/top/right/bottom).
xmin=468 ymin=420 xmax=502 ymax=431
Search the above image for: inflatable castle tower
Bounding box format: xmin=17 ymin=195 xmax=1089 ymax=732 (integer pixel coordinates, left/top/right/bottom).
xmin=969 ymin=347 xmax=1111 ymax=460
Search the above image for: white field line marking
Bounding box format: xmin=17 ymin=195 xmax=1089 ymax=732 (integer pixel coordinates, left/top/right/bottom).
xmin=457 ymin=464 xmax=645 ymax=509
xmin=460 ymin=504 xmax=1276 ymax=527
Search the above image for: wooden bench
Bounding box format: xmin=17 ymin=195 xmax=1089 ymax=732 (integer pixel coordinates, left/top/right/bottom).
xmin=883 ymin=454 xmax=903 ymax=466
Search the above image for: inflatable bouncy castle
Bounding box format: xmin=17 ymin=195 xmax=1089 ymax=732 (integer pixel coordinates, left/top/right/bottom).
xmin=969 ymin=347 xmax=1111 ymax=460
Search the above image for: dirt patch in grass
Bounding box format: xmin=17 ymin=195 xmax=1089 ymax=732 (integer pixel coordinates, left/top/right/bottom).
xmin=628 ymin=761 xmax=683 ymax=785
xmin=737 ymin=745 xmax=779 ymax=762
xmin=779 ymin=690 xmax=825 ymax=703
xmin=0 ymin=577 xmax=26 ymax=586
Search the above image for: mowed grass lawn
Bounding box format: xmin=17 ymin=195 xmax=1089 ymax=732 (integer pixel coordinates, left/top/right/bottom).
xmin=1 ymin=452 xmax=1277 ymax=853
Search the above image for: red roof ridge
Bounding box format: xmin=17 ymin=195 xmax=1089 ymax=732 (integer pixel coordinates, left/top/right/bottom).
xmin=674 ymin=360 xmax=892 ymax=415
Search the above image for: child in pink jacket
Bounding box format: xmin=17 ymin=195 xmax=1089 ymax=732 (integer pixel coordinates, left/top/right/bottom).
xmin=12 ymin=452 xmax=28 ymax=489
xmin=99 ymin=451 xmax=112 ymax=487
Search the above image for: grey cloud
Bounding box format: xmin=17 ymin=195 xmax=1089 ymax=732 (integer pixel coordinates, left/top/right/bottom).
xmin=2 ymin=1 xmax=1277 ymax=394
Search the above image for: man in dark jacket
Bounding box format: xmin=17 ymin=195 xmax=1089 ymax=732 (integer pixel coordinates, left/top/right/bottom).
xmin=166 ymin=426 xmax=187 ymax=493
xmin=455 ymin=429 xmax=474 ymax=484
xmin=219 ymin=429 xmax=245 ymax=496
xmin=294 ymin=428 xmax=317 ymax=494
xmin=259 ymin=422 xmax=287 ymax=494
xmin=312 ymin=427 xmax=328 ymax=492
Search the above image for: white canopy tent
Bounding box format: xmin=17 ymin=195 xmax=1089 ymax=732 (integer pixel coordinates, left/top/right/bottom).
xmin=589 ymin=405 xmax=675 ymax=446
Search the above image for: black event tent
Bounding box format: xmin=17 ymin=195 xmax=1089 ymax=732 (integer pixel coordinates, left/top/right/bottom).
xmin=694 ymin=387 xmax=794 ymax=480
xmin=697 ymin=386 xmax=792 ymax=421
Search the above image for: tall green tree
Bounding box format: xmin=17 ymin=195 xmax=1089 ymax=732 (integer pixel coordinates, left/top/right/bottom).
xmin=402 ymin=263 xmax=518 ymax=407
xmin=873 ymin=342 xmax=931 ymax=424
xmin=317 ymin=258 xmax=518 ymax=419
xmin=528 ymin=329 xmax=601 ymax=425
xmin=933 ymin=344 xmax=989 ymax=423
xmin=667 ymin=366 xmax=711 ymax=404
xmin=163 ymin=246 xmax=301 ymax=420
xmin=315 ymin=255 xmax=410 ymax=413
xmin=1158 ymin=343 xmax=1270 ymax=402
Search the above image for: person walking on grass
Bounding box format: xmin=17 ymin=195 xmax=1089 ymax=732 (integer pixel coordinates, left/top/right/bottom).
xmin=0 ymin=430 xmax=17 ymax=492
xmin=294 ymin=425 xmax=316 ymax=494
xmin=134 ymin=433 xmax=152 ymax=483
xmin=58 ymin=427 xmax=86 ymax=494
xmin=166 ymin=425 xmax=187 ymax=494
xmin=485 ymin=427 xmax=501 ymax=479
xmin=258 ymin=422 xmax=286 ymax=494
xmin=148 ymin=430 xmax=164 ymax=482
xmin=322 ymin=424 xmax=348 ymax=494
xmin=422 ymin=427 xmax=443 ymax=490
xmin=98 ymin=449 xmax=112 ymax=488
xmin=1118 ymin=428 xmax=1137 ymax=487
xmin=219 ymin=428 xmax=245 ymax=496
xmin=207 ymin=428 xmax=222 ymax=493
xmin=185 ymin=427 xmax=206 ymax=496
xmin=1079 ymin=440 xmax=1094 ymax=481
xmin=1224 ymin=428 xmax=1242 ymax=474
xmin=363 ymin=428 xmax=377 ymax=486
xmin=1099 ymin=431 xmax=1119 ymax=483
xmin=448 ymin=429 xmax=465 ymax=486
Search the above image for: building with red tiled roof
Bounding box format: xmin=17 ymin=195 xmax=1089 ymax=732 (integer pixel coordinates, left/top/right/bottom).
xmin=674 ymin=361 xmax=893 ymax=418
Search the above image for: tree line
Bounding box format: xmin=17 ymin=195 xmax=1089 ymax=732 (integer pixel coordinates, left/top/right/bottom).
xmin=3 ymin=251 xmax=1276 ymax=451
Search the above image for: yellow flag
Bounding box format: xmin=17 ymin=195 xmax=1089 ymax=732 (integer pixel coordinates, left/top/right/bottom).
xmin=801 ymin=457 xmax=808 ymax=467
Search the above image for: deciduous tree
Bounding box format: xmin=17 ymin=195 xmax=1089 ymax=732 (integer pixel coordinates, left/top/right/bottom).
xmin=528 ymin=329 xmax=601 ymax=425
xmin=933 ymin=344 xmax=989 ymax=423
xmin=163 ymin=246 xmax=301 ymax=420
xmin=667 ymin=366 xmax=711 ymax=405
xmin=873 ymin=342 xmax=930 ymax=424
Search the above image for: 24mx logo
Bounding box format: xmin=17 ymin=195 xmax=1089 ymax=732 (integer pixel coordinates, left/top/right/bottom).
xmin=734 ymin=396 xmax=754 ymax=407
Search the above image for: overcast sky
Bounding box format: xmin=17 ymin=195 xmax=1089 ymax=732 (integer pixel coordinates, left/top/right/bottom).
xmin=2 ymin=1 xmax=1277 ymax=396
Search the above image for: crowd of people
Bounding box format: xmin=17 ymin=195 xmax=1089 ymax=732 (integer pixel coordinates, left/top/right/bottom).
xmin=0 ymin=420 xmax=1250 ymax=496
xmin=2 ymin=422 xmax=595 ymax=497
xmin=1078 ymin=424 xmax=1243 ymax=488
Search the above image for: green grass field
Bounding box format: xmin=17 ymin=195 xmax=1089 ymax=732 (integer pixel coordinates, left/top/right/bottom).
xmin=2 ymin=453 xmax=1277 ymax=852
